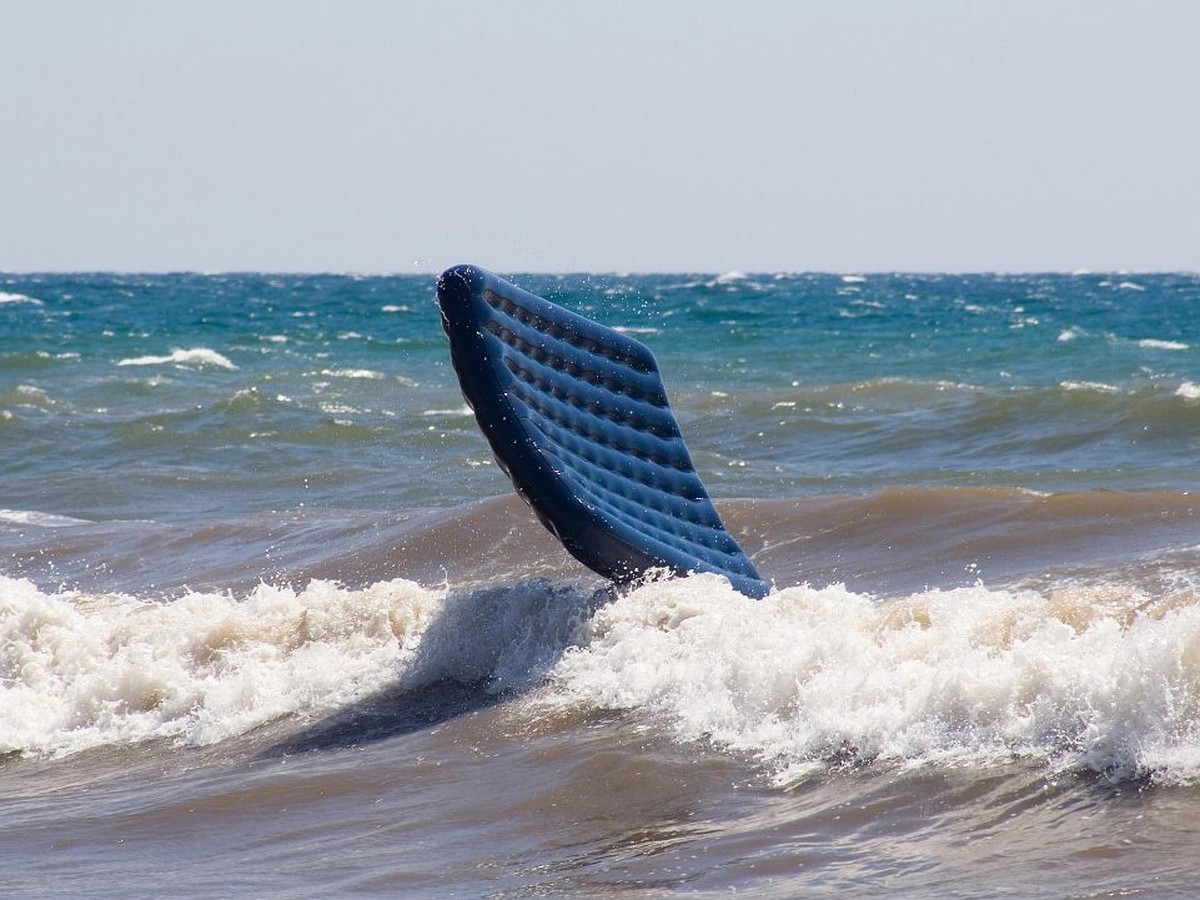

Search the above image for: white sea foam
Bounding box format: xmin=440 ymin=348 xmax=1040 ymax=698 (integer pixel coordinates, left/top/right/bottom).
xmin=7 ymin=571 xmax=1199 ymax=783
xmin=1176 ymin=381 xmax=1200 ymax=401
xmin=0 ymin=291 xmax=42 ymax=305
xmin=310 ymin=371 xmax=416 ymax=390
xmin=0 ymin=510 xmax=89 ymax=528
xmin=1060 ymin=380 xmax=1120 ymax=394
xmin=546 ymin=574 xmax=1200 ymax=784
xmin=1 ymin=576 xmax=413 ymax=754
xmin=318 ymin=401 xmax=363 ymax=416
xmin=715 ymin=271 xmax=748 ymax=285
xmin=421 ymin=404 xmax=474 ymax=417
xmin=117 ymin=348 xmax=238 ymax=370
xmin=0 ymin=575 xmax=589 ymax=757
xmin=1138 ymin=338 xmax=1189 ymax=351
xmin=8 ymin=384 xmax=52 ymax=405
xmin=319 ymin=367 xmax=385 ymax=380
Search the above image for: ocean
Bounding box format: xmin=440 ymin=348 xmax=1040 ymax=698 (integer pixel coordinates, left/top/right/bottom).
xmin=2 ymin=270 xmax=1199 ymax=897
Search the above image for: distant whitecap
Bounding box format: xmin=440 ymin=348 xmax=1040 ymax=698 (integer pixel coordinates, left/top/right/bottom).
xmin=1060 ymin=380 xmax=1120 ymax=394
xmin=421 ymin=404 xmax=474 ymax=417
xmin=1138 ymin=338 xmax=1189 ymax=351
xmin=116 ymin=348 xmax=238 ymax=370
xmin=0 ymin=291 xmax=43 ymax=305
xmin=319 ymin=367 xmax=385 ymax=380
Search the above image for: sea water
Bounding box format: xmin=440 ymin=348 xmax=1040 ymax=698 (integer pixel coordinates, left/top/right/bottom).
xmin=2 ymin=271 xmax=1199 ymax=896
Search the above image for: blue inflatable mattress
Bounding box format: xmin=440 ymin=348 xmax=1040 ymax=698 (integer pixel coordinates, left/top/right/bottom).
xmin=436 ymin=264 xmax=767 ymax=599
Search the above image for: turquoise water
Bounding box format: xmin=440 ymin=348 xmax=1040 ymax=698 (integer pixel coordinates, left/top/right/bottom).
xmin=3 ymin=271 xmax=1198 ymax=522
xmin=3 ymin=270 xmax=1200 ymax=897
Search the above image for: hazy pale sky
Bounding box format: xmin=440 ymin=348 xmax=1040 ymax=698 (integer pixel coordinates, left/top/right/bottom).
xmin=3 ymin=1 xmax=1197 ymax=273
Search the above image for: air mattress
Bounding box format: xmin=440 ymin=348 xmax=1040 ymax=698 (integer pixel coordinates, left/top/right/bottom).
xmin=436 ymin=264 xmax=768 ymax=598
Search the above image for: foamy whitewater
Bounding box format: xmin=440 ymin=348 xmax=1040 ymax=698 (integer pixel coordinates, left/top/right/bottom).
xmin=3 ymin=271 xmax=1200 ymax=896
xmin=7 ymin=570 xmax=1200 ymax=782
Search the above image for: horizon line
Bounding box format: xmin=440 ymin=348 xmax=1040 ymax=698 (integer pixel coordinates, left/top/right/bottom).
xmin=4 ymin=267 xmax=1198 ymax=278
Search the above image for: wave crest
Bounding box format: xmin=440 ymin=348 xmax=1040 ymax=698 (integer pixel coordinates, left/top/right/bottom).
xmin=0 ymin=574 xmax=600 ymax=758
xmin=117 ymin=348 xmax=237 ymax=370
xmin=547 ymin=574 xmax=1200 ymax=784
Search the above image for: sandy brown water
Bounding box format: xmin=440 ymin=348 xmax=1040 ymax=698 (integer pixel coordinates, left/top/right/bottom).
xmin=5 ymin=490 xmax=1200 ymax=896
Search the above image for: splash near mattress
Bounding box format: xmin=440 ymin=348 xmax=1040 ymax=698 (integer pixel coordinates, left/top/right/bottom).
xmin=436 ymin=264 xmax=768 ymax=598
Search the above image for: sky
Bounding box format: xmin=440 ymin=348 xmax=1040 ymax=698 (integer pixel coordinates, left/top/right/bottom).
xmin=3 ymin=1 xmax=1197 ymax=274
